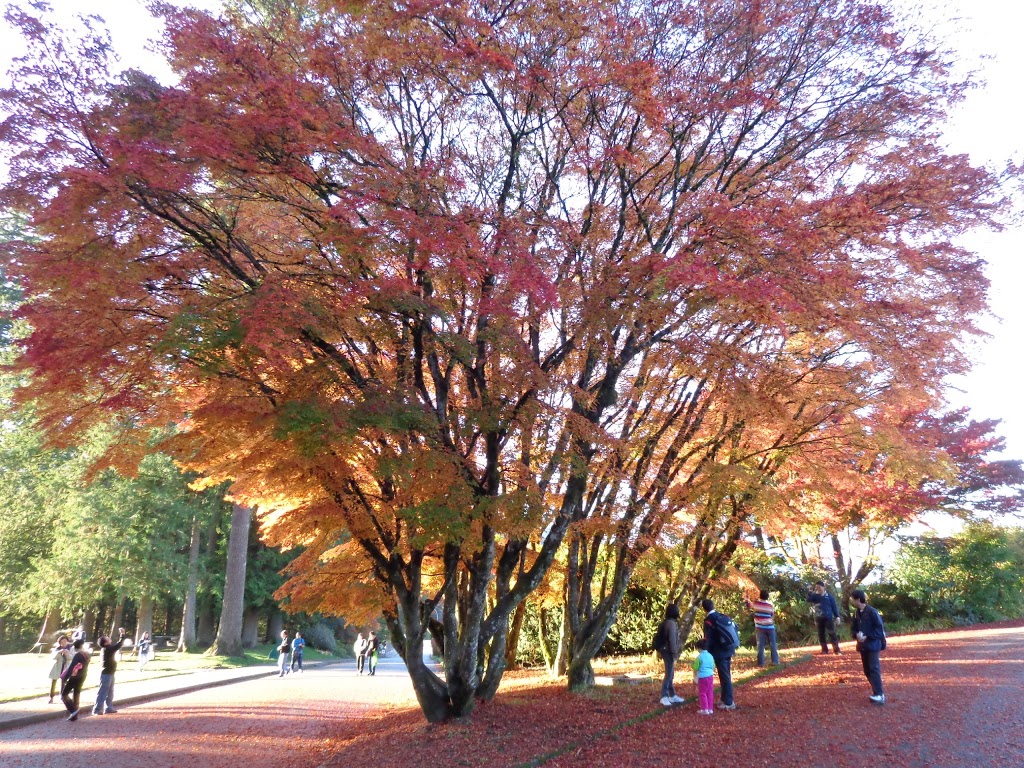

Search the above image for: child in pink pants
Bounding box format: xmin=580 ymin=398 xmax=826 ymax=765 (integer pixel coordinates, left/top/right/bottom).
xmin=692 ymin=637 xmax=716 ymax=714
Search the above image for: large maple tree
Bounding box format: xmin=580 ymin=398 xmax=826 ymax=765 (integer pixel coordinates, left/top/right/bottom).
xmin=1 ymin=0 xmax=1010 ymax=719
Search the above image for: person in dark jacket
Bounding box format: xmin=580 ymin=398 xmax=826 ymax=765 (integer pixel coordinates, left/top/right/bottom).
xmin=367 ymin=631 xmax=381 ymax=675
xmin=851 ymin=589 xmax=886 ymax=704
xmin=276 ymin=630 xmax=292 ymax=677
xmin=701 ymin=598 xmax=736 ymax=710
xmin=655 ymin=604 xmax=683 ymax=707
xmin=61 ymin=638 xmax=90 ymax=721
xmin=92 ymin=627 xmax=127 ymax=715
xmin=806 ymin=581 xmax=842 ymax=654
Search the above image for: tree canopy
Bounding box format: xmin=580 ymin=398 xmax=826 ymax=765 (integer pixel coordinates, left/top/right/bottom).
xmin=1 ymin=0 xmax=1014 ymax=720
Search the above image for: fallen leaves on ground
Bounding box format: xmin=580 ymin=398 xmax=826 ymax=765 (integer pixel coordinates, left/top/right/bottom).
xmin=324 ymin=620 xmax=1024 ymax=768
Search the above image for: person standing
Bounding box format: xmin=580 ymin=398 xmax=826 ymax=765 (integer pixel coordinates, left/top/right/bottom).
xmin=701 ymin=598 xmax=737 ymax=710
xmin=290 ymin=631 xmax=305 ymax=673
xmin=61 ymin=638 xmax=90 ymax=721
xmin=691 ymin=637 xmax=716 ymax=715
xmin=851 ymin=589 xmax=887 ymax=705
xmin=137 ymin=631 xmax=153 ymax=672
xmin=354 ymin=632 xmax=368 ymax=675
xmin=47 ymin=635 xmax=72 ymax=704
xmin=276 ymin=630 xmax=292 ymax=677
xmin=744 ymin=589 xmax=780 ymax=666
xmin=653 ymin=604 xmax=683 ymax=707
xmin=367 ymin=631 xmax=381 ymax=676
xmin=92 ymin=627 xmax=127 ymax=715
xmin=806 ymin=581 xmax=843 ymax=655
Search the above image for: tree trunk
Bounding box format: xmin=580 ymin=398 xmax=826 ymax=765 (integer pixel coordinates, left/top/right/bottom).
xmin=554 ymin=602 xmax=570 ymax=677
xmin=566 ymin=569 xmax=632 ymax=692
xmin=504 ymin=600 xmax=528 ymax=669
xmin=197 ymin=595 xmax=217 ymax=646
xmin=210 ymin=504 xmax=251 ymax=657
xmin=538 ymin=606 xmax=556 ymax=673
xmin=82 ymin=608 xmax=95 ymax=642
xmin=136 ymin=595 xmax=155 ymax=641
xmin=241 ymin=607 xmax=260 ymax=648
xmin=33 ymin=606 xmax=62 ymax=650
xmin=109 ymin=598 xmax=125 ymax=637
xmin=177 ymin=515 xmax=202 ymax=652
xmin=93 ymin=605 xmax=108 ymax=641
xmin=267 ymin=611 xmax=284 ymax=643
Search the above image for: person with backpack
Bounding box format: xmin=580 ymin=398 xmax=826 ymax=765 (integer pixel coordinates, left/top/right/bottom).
xmin=806 ymin=580 xmax=843 ymax=655
xmin=701 ymin=598 xmax=738 ymax=710
xmin=367 ymin=631 xmax=380 ymax=676
xmin=851 ymin=589 xmax=887 ymax=704
xmin=652 ymin=604 xmax=684 ymax=707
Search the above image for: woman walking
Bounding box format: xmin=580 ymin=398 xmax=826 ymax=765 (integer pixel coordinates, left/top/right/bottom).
xmin=137 ymin=631 xmax=153 ymax=672
xmin=47 ymin=635 xmax=72 ymax=704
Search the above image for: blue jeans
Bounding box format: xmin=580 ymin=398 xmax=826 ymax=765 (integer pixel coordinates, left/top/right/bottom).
xmin=92 ymin=672 xmax=115 ymax=714
xmin=860 ymin=650 xmax=884 ymax=695
xmin=712 ymin=652 xmax=734 ymax=706
xmin=660 ymin=651 xmax=676 ymax=698
xmin=755 ymin=627 xmax=779 ymax=666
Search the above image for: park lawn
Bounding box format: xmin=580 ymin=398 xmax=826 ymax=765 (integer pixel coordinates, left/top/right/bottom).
xmin=0 ymin=643 xmax=339 ymax=703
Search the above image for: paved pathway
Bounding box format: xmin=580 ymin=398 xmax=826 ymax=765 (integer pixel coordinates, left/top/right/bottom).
xmin=0 ymin=652 xmax=422 ymax=768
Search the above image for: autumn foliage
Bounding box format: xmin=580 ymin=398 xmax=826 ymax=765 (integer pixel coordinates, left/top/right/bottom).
xmin=0 ymin=0 xmax=1013 ymax=720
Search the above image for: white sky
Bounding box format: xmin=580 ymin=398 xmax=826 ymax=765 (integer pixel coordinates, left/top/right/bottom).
xmin=1 ymin=0 xmax=1022 ymax=464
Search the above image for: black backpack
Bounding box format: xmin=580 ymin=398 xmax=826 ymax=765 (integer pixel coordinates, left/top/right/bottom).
xmin=712 ymin=613 xmax=741 ymax=652
xmin=652 ymin=620 xmax=668 ymax=652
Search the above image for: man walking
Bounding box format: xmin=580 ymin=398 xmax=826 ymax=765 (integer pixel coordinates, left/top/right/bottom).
xmin=851 ymin=589 xmax=887 ymax=704
xmin=367 ymin=631 xmax=380 ymax=675
xmin=744 ymin=589 xmax=780 ymax=666
xmin=701 ymin=598 xmax=737 ymax=710
xmin=807 ymin=581 xmax=842 ymax=654
xmin=92 ymin=627 xmax=127 ymax=715
xmin=291 ymin=631 xmax=305 ymax=673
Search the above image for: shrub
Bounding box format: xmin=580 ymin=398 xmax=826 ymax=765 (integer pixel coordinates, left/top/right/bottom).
xmin=303 ymin=621 xmax=338 ymax=653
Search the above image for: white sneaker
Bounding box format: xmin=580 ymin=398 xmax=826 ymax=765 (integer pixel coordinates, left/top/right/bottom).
xmin=869 ymin=694 xmax=886 ymax=705
xmin=660 ymin=696 xmax=673 ymax=707
xmin=669 ymin=695 xmax=685 ymax=704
